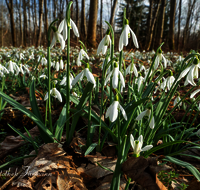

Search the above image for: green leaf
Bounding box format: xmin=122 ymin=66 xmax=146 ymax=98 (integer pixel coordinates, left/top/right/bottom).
xmin=0 ymin=91 xmax=54 ymax=143
xmin=85 ymin=143 xmax=97 ymax=156
xmin=163 ymin=156 xmax=200 ymax=181
xmin=97 ymin=162 xmax=114 ymax=173
xmin=30 ymin=80 xmax=43 ymax=122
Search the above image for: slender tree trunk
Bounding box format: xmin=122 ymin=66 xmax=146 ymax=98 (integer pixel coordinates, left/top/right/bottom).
xmin=1 ymin=1 xmax=3 ymax=46
xmin=33 ymin=0 xmax=37 ymax=46
xmin=23 ymin=0 xmax=28 ymax=47
xmin=37 ymin=0 xmax=44 ymax=47
xmin=110 ymin=0 xmax=118 ymax=28
xmin=28 ymin=0 xmax=31 ymax=46
xmin=169 ymin=0 xmax=176 ymax=50
xmin=88 ymin=0 xmax=98 ymax=47
xmin=5 ymin=0 xmax=16 ymax=46
xmin=182 ymin=0 xmax=196 ymax=50
xmin=75 ymin=0 xmax=79 ymax=42
xmin=81 ymin=0 xmax=87 ymax=42
xmin=177 ymin=0 xmax=181 ymax=50
xmin=44 ymin=0 xmax=48 ymax=39
xmin=145 ymin=0 xmax=161 ymax=50
xmin=19 ymin=0 xmax=23 ymax=46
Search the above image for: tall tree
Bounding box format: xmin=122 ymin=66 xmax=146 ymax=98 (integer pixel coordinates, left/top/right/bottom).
xmin=88 ymin=0 xmax=98 ymax=47
xmin=169 ymin=0 xmax=176 ymax=50
xmin=75 ymin=0 xmax=79 ymax=41
xmin=37 ymin=0 xmax=44 ymax=46
xmin=44 ymin=0 xmax=48 ymax=39
xmin=100 ymin=0 xmax=103 ymax=38
xmin=177 ymin=0 xmax=182 ymax=50
xmin=110 ymin=0 xmax=118 ymax=28
xmin=155 ymin=0 xmax=166 ymax=48
xmin=145 ymin=0 xmax=161 ymax=50
xmin=81 ymin=0 xmax=87 ymax=41
xmin=5 ymin=0 xmax=16 ymax=46
xmin=23 ymin=0 xmax=28 ymax=46
xmin=182 ymin=0 xmax=197 ymax=49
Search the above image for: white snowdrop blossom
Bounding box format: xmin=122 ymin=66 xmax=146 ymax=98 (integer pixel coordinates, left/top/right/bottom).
xmin=39 ymin=74 xmax=48 ymax=79
xmin=104 ymin=62 xmax=125 ymax=90
xmin=178 ymin=57 xmax=200 ymax=86
xmin=58 ymin=18 xmax=79 ymax=41
xmin=72 ymin=63 xmax=96 ymax=88
xmin=56 ymin=61 xmax=60 ymax=71
xmin=154 ymin=49 xmax=167 ymax=70
xmin=165 ymin=71 xmax=175 ymax=91
xmin=105 ymin=97 xmax=127 ymax=122
xmin=173 ymin=96 xmax=182 ymax=108
xmin=60 ymin=59 xmax=64 ymax=70
xmin=77 ymin=48 xmax=89 ymax=66
xmin=41 ymin=57 xmax=47 ymax=66
xmin=119 ymin=19 xmax=139 ymax=51
xmin=97 ymin=30 xmax=111 ymax=55
xmin=60 ymin=74 xmax=74 ymax=89
xmin=136 ymin=107 xmax=155 ymax=129
xmin=136 ymin=75 xmax=144 ymax=92
xmin=44 ymin=88 xmax=62 ymax=102
xmin=130 ymin=134 xmax=153 ymax=156
xmin=126 ymin=62 xmax=138 ymax=77
xmin=50 ymin=27 xmax=65 ymax=50
xmin=190 ymin=89 xmax=200 ymax=99
xmin=7 ymin=60 xmax=14 ymax=74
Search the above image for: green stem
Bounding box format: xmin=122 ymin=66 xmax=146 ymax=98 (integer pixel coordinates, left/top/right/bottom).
xmin=0 ymin=76 xmax=5 ymax=110
xmin=86 ymin=89 xmax=92 ymax=148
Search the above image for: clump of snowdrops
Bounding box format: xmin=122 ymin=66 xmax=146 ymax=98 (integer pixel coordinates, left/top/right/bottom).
xmin=0 ymin=2 xmax=200 ymax=189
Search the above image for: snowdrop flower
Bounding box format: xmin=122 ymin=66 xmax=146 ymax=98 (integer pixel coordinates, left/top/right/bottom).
xmin=29 ymin=52 xmax=34 ymax=60
xmin=20 ymin=53 xmax=24 ymax=60
xmin=60 ymin=59 xmax=64 ymax=70
xmin=165 ymin=71 xmax=175 ymax=91
xmin=19 ymin=64 xmax=24 ymax=74
xmin=139 ymin=64 xmax=146 ymax=72
xmin=58 ymin=18 xmax=79 ymax=41
xmin=178 ymin=57 xmax=200 ymax=86
xmin=126 ymin=62 xmax=138 ymax=77
xmin=41 ymin=57 xmax=47 ymax=66
xmin=173 ymin=95 xmax=182 ymax=108
xmin=44 ymin=88 xmax=62 ymax=102
xmin=23 ymin=65 xmax=30 ymax=74
xmin=72 ymin=63 xmax=96 ymax=88
xmin=39 ymin=74 xmax=48 ymax=79
xmin=196 ymin=129 xmax=200 ymax=136
xmin=136 ymin=106 xmax=155 ymax=129
xmin=56 ymin=61 xmax=60 ymax=71
xmin=130 ymin=134 xmax=153 ymax=157
xmin=0 ymin=64 xmax=9 ymax=74
xmin=154 ymin=49 xmax=167 ymax=70
xmin=190 ymin=89 xmax=200 ymax=99
xmin=136 ymin=75 xmax=144 ymax=92
xmin=104 ymin=62 xmax=125 ymax=90
xmin=50 ymin=26 xmax=65 ymax=50
xmin=60 ymin=74 xmax=74 ymax=89
xmin=77 ymin=47 xmax=89 ymax=66
xmin=7 ymin=60 xmax=14 ymax=74
xmin=97 ymin=29 xmax=111 ymax=55
xmin=119 ymin=19 xmax=139 ymax=51
xmin=105 ymin=95 xmax=127 ymax=122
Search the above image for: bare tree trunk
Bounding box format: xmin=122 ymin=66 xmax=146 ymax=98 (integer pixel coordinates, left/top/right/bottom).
xmin=44 ymin=0 xmax=48 ymax=40
xmin=1 ymin=1 xmax=3 ymax=46
xmin=145 ymin=0 xmax=161 ymax=50
xmin=81 ymin=0 xmax=87 ymax=42
xmin=23 ymin=0 xmax=28 ymax=47
xmin=75 ymin=0 xmax=79 ymax=42
xmin=28 ymin=0 xmax=31 ymax=46
xmin=19 ymin=0 xmax=23 ymax=46
xmin=88 ymin=0 xmax=98 ymax=47
xmin=37 ymin=0 xmax=44 ymax=47
xmin=169 ymin=0 xmax=176 ymax=50
xmin=110 ymin=0 xmax=118 ymax=28
xmin=155 ymin=0 xmax=166 ymax=48
xmin=100 ymin=0 xmax=103 ymax=38
xmin=33 ymin=0 xmax=37 ymax=46
xmin=182 ymin=0 xmax=197 ymax=50
xmin=5 ymin=0 xmax=16 ymax=46
xmin=177 ymin=0 xmax=181 ymax=50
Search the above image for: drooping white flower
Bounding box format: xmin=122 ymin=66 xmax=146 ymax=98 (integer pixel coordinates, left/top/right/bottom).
xmin=44 ymin=88 xmax=62 ymax=102
xmin=154 ymin=49 xmax=167 ymax=70
xmin=130 ymin=134 xmax=153 ymax=156
xmin=41 ymin=57 xmax=47 ymax=66
xmin=165 ymin=72 xmax=175 ymax=91
xmin=173 ymin=96 xmax=182 ymax=108
xmin=50 ymin=27 xmax=65 ymax=50
xmin=190 ymin=89 xmax=200 ymax=99
xmin=39 ymin=74 xmax=48 ymax=79
xmin=119 ymin=19 xmax=139 ymax=51
xmin=58 ymin=18 xmax=79 ymax=41
xmin=72 ymin=63 xmax=96 ymax=88
xmin=60 ymin=59 xmax=64 ymax=70
xmin=104 ymin=62 xmax=125 ymax=90
xmin=56 ymin=61 xmax=60 ymax=71
xmin=7 ymin=60 xmax=14 ymax=74
xmin=136 ymin=107 xmax=155 ymax=129
xmin=126 ymin=62 xmax=138 ymax=77
xmin=136 ymin=75 xmax=144 ymax=92
xmin=77 ymin=48 xmax=89 ymax=66
xmin=97 ymin=30 xmax=111 ymax=55
xmin=178 ymin=57 xmax=200 ymax=86
xmin=60 ymin=74 xmax=74 ymax=89
xmin=105 ymin=97 xmax=127 ymax=122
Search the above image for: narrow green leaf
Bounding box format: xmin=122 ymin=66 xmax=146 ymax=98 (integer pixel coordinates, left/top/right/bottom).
xmin=85 ymin=143 xmax=97 ymax=156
